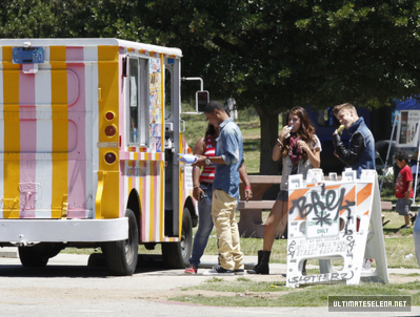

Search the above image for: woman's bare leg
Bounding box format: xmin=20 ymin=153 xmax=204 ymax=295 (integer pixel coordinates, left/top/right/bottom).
xmin=263 ymin=200 xmax=288 ymax=251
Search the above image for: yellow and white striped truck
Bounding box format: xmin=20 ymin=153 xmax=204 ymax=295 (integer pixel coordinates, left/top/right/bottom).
xmin=0 ymin=38 xmax=197 ymax=275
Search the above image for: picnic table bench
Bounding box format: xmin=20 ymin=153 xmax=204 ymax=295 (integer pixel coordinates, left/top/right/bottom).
xmin=238 ymin=175 xmax=393 ymax=238
xmin=238 ymin=175 xmax=282 ymax=238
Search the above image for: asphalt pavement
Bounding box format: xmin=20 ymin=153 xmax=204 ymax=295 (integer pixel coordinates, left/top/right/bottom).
xmin=0 ymin=247 xmax=419 ymax=317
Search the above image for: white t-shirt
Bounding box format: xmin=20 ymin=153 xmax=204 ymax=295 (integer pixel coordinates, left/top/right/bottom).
xmin=311 ymin=135 xmax=322 ymax=153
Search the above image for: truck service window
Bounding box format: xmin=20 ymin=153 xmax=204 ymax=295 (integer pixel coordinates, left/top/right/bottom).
xmin=129 ymin=58 xmax=140 ymax=144
xmin=165 ymin=68 xmax=172 ymax=120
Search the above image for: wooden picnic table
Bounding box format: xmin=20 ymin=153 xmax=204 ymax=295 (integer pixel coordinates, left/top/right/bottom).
xmin=238 ymin=175 xmax=282 ymax=238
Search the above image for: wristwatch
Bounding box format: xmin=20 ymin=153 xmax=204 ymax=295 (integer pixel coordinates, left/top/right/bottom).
xmin=205 ymin=156 xmax=211 ymax=166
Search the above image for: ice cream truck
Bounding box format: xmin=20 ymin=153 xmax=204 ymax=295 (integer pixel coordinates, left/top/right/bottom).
xmin=0 ymin=38 xmax=198 ymax=275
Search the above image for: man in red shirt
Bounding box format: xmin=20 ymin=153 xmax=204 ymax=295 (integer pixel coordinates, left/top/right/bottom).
xmin=395 ymin=151 xmax=417 ymax=229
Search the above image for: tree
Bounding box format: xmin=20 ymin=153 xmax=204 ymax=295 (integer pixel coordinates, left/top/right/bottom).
xmin=2 ymin=0 xmax=420 ymax=174
xmin=0 ymin=0 xmax=144 ymax=39
xmin=135 ymin=0 xmax=420 ymax=174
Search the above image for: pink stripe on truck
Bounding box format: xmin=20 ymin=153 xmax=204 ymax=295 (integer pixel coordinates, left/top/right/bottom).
xmin=19 ymin=70 xmax=36 ymax=217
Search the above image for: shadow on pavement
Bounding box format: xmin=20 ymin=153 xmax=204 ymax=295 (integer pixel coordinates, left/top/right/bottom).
xmin=0 ymin=253 xmax=184 ymax=278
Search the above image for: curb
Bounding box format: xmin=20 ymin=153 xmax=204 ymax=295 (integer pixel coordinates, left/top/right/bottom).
xmin=0 ymin=247 xmax=18 ymax=258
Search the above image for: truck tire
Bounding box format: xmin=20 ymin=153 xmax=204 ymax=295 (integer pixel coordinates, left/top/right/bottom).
xmin=103 ymin=209 xmax=139 ymax=276
xmin=18 ymin=246 xmax=49 ymax=267
xmin=162 ymin=208 xmax=193 ymax=268
xmin=87 ymin=252 xmax=106 ymax=267
xmin=18 ymin=243 xmax=63 ymax=268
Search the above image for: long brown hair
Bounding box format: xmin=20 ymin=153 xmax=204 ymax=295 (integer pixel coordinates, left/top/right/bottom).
xmin=205 ymin=123 xmax=216 ymax=137
xmin=282 ymin=107 xmax=316 ymax=162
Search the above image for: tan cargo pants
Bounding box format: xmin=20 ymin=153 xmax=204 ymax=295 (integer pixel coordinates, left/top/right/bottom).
xmin=211 ymin=189 xmax=244 ymax=271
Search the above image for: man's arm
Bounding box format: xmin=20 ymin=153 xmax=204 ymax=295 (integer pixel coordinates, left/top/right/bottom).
xmin=193 ymin=127 xmax=240 ymax=167
xmin=218 ymin=127 xmax=240 ymax=166
xmin=193 ymin=154 xmax=225 ymax=167
xmin=239 ymin=163 xmax=253 ymax=202
xmin=332 ymin=132 xmax=365 ymax=166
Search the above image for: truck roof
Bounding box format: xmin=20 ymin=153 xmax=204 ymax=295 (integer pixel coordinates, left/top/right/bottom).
xmin=0 ymin=38 xmax=182 ymax=57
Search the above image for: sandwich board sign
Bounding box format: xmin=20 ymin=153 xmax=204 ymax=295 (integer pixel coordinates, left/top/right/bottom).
xmin=286 ymin=168 xmax=389 ymax=288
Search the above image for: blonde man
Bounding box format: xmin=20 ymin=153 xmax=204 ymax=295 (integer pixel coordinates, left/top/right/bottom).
xmin=332 ymin=103 xmax=376 ymax=178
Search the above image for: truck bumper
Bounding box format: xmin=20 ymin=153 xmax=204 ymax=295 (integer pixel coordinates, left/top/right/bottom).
xmin=0 ymin=218 xmax=128 ymax=245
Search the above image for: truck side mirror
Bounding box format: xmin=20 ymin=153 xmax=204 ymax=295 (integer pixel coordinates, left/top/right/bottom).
xmin=196 ymin=90 xmax=209 ymax=113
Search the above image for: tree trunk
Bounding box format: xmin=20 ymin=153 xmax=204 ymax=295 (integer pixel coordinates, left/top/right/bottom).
xmin=255 ymin=105 xmax=281 ymax=175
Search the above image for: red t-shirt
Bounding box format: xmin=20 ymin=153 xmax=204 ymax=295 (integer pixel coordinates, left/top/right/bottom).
xmin=395 ymin=165 xmax=414 ymax=198
xmin=199 ymin=134 xmax=216 ymax=184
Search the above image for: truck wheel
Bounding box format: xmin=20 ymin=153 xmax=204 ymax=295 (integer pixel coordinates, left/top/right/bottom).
xmin=103 ymin=209 xmax=139 ymax=276
xmin=87 ymin=252 xmax=107 ymax=267
xmin=18 ymin=243 xmax=63 ymax=268
xmin=162 ymin=208 xmax=193 ymax=268
xmin=18 ymin=247 xmax=49 ymax=267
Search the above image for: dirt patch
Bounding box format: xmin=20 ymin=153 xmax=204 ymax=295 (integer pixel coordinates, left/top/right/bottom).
xmin=384 ymin=232 xmax=413 ymax=237
xmin=136 ymin=289 xmax=289 ymax=301
xmin=389 ymin=274 xmax=420 ymax=284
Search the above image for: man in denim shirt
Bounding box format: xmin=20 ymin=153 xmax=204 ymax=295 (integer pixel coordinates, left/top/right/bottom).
xmin=194 ymin=101 xmax=244 ymax=275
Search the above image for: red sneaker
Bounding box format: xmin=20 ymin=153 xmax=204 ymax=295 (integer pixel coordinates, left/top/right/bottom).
xmin=185 ymin=265 xmax=197 ymax=274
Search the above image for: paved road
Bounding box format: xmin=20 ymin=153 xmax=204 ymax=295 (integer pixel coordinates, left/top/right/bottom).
xmin=0 ymin=249 xmax=419 ymax=317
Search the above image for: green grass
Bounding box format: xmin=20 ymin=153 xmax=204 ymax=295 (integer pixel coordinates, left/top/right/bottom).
xmin=201 ymin=231 xmax=418 ymax=268
xmin=242 ymin=138 xmax=261 ymax=174
xmin=180 ymin=105 xmax=263 ymax=150
xmin=62 ymin=248 xmax=98 ymax=255
xmin=382 ymin=210 xmax=416 ymax=236
xmin=198 ymin=211 xmax=288 ymax=262
xmin=181 ymin=108 xmax=265 ymax=175
xmin=237 ymin=121 xmax=261 ymax=139
xmin=181 ymin=106 xmax=284 ymax=175
xmin=170 ymin=278 xmax=420 ymax=307
xmin=384 ymin=237 xmax=418 ymax=268
xmin=63 ymin=208 xmax=419 ymax=269
xmin=198 ymin=210 xmax=419 ymax=268
xmin=380 ymin=185 xmax=398 ymax=204
xmin=182 ymin=276 xmax=286 ymax=293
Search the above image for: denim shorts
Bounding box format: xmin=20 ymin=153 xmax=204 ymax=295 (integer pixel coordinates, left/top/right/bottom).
xmin=276 ymin=190 xmax=288 ymax=202
xmin=396 ymin=198 xmax=412 ymax=216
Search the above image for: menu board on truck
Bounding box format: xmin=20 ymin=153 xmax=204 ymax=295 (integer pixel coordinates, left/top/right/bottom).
xmin=397 ymin=110 xmax=420 ymax=147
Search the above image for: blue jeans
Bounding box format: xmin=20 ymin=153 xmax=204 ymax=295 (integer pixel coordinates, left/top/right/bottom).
xmin=189 ymin=182 xmax=214 ymax=267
